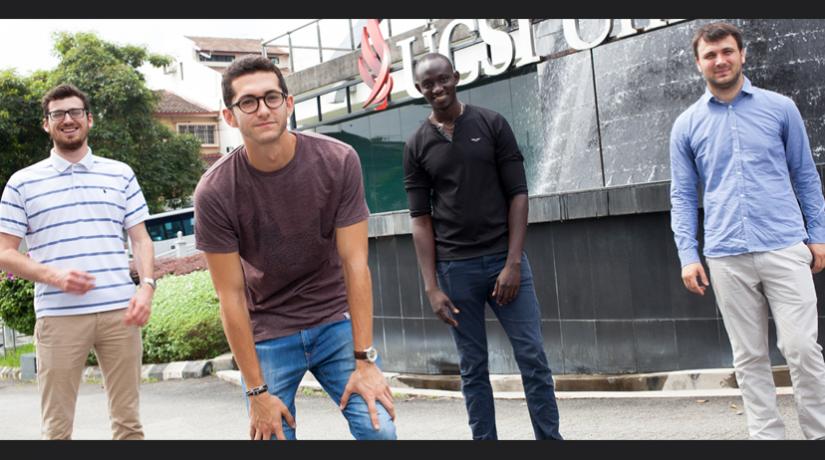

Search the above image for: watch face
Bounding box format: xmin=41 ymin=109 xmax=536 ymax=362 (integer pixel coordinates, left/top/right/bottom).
xmin=366 ymin=347 xmax=378 ymax=362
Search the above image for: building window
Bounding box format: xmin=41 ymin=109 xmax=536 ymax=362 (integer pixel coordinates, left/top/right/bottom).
xmin=270 ymin=56 xmax=280 ymax=65
xmin=177 ymin=124 xmax=217 ymax=146
xmin=199 ymin=53 xmax=235 ymax=63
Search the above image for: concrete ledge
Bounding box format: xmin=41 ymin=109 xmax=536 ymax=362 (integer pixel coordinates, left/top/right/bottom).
xmin=395 ymin=366 xmax=792 ymax=393
xmin=214 ymin=366 xmax=793 ymax=399
xmin=210 ymin=353 xmax=236 ymax=372
xmin=367 ymin=182 xmax=676 ymax=238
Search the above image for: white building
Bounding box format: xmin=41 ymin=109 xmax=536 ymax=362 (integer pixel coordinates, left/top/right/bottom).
xmin=143 ymin=35 xmax=289 ymax=156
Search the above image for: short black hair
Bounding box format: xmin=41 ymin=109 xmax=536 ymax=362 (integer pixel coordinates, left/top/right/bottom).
xmin=41 ymin=84 xmax=90 ymax=117
xmin=221 ymin=55 xmax=288 ymax=108
xmin=692 ymin=22 xmax=744 ymax=59
xmin=412 ymin=53 xmax=454 ymax=81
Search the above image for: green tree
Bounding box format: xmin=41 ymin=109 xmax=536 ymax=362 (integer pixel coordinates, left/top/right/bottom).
xmin=0 ymin=70 xmax=51 ymax=188
xmin=47 ymin=32 xmax=204 ymax=212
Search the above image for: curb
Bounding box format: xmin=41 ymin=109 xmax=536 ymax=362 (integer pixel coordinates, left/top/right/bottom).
xmin=214 ymin=366 xmax=793 ymax=400
xmin=3 ymin=354 xmax=793 ymax=398
xmin=373 ymin=366 xmax=791 ymax=393
xmin=0 ymin=366 xmax=22 ymax=381
xmin=0 ymin=353 xmax=237 ymax=383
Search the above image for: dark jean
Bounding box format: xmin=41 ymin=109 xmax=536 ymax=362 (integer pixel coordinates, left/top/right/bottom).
xmin=436 ymin=251 xmax=562 ymax=440
xmin=246 ymin=318 xmax=397 ymax=440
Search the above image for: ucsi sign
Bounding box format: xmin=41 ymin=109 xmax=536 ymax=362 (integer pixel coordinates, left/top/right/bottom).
xmin=395 ymin=19 xmax=686 ymax=99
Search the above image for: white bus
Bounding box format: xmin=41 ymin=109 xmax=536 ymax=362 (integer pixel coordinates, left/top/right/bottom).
xmin=141 ymin=207 xmax=197 ymax=258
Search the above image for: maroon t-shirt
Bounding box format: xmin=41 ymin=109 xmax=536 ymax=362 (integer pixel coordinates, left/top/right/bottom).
xmin=194 ymin=131 xmax=370 ymax=342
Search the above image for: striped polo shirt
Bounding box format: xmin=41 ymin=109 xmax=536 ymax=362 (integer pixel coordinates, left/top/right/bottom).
xmin=0 ymin=148 xmax=149 ymax=318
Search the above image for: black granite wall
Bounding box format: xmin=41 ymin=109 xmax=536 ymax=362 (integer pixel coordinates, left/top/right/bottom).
xmin=370 ymin=209 xmax=825 ymax=375
xmin=534 ymin=19 xmax=825 ymax=193
xmin=367 ymin=19 xmax=825 ymax=375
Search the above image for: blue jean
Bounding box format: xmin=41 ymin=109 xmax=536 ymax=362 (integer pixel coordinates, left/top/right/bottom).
xmin=246 ymin=318 xmax=397 ymax=440
xmin=436 ymin=251 xmax=562 ymax=440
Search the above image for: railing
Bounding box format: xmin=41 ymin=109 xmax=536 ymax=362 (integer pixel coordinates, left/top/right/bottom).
xmin=265 ymin=19 xmax=524 ymax=131
xmin=0 ymin=317 xmax=23 ymax=358
xmin=261 ymin=19 xmax=434 ymax=74
xmin=155 ymin=231 xmax=198 ymax=259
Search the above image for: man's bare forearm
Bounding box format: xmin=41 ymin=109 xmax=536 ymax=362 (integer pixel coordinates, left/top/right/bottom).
xmin=129 ymin=233 xmax=155 ymax=282
xmin=0 ymin=241 xmax=60 ymax=286
xmin=505 ymin=194 xmax=528 ymax=266
xmin=342 ymin=259 xmax=373 ymax=351
xmin=410 ymin=215 xmax=439 ymax=293
xmin=218 ymin=288 xmax=266 ymax=389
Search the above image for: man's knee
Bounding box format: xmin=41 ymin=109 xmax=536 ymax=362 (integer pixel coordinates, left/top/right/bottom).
xmin=779 ymin=334 xmax=824 ymax=366
xmin=345 ymin=396 xmax=398 ymax=440
xmin=359 ymin=421 xmax=397 ymax=440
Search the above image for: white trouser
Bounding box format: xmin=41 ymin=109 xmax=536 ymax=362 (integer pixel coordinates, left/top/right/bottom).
xmin=706 ymin=242 xmax=825 ymax=440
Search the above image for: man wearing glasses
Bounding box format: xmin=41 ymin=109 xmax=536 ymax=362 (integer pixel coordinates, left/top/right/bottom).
xmin=0 ymin=84 xmax=155 ymax=439
xmin=194 ymin=55 xmax=396 ymax=440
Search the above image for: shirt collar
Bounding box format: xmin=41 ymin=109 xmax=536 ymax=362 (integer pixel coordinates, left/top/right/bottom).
xmin=50 ymin=147 xmax=94 ymax=173
xmin=703 ymin=75 xmax=754 ymax=105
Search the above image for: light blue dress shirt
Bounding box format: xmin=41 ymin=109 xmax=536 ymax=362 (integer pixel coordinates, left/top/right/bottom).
xmin=670 ymin=76 xmax=825 ymax=267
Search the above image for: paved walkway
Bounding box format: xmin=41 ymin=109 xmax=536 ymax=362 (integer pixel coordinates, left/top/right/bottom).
xmin=0 ymin=376 xmax=807 ymax=440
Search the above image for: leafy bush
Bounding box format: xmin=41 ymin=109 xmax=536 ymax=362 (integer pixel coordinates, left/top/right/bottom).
xmin=0 ymin=271 xmax=35 ymax=335
xmin=141 ymin=270 xmax=228 ymax=364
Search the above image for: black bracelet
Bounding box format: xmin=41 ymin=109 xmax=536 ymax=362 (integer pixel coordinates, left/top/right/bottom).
xmin=246 ymin=383 xmax=268 ymax=397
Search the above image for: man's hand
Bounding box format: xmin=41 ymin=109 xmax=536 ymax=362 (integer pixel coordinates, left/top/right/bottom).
xmin=681 ymin=262 xmax=710 ymax=295
xmin=339 ymin=361 xmax=396 ymax=430
xmin=50 ymin=268 xmax=95 ymax=294
xmin=426 ymin=288 xmax=459 ymax=327
xmin=492 ymin=262 xmax=520 ymax=305
xmin=124 ymin=284 xmax=153 ymax=326
xmin=249 ymin=392 xmax=295 ymax=440
xmin=808 ymin=243 xmax=825 ymax=274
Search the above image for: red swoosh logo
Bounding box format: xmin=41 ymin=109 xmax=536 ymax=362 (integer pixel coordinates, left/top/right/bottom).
xmin=358 ymin=19 xmax=394 ymax=110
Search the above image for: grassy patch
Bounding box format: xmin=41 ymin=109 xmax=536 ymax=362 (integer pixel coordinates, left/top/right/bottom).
xmin=300 ymin=387 xmax=327 ymax=397
xmin=0 ymin=343 xmax=35 ymax=368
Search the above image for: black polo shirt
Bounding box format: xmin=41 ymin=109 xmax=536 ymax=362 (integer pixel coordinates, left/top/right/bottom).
xmin=403 ymin=104 xmax=528 ymax=261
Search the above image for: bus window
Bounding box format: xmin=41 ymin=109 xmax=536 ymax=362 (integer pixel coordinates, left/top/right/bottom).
xmin=147 ymin=223 xmax=165 ymax=241
xmin=163 ymin=220 xmax=185 ymax=240
xmin=182 ymin=217 xmax=195 ymax=236
xmin=143 ymin=207 xmax=195 ymax=242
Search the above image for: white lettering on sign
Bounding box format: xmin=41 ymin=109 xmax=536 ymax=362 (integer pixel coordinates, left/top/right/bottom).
xmin=397 ymin=19 xmax=686 ymax=100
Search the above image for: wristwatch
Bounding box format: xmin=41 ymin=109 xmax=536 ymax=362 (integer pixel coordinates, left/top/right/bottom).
xmin=141 ymin=277 xmax=157 ymax=290
xmin=354 ymin=346 xmax=378 ymax=363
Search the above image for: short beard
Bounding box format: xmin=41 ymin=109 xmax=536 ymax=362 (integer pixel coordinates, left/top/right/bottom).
xmin=53 ymin=137 xmax=86 ymax=152
xmin=707 ymin=68 xmax=742 ymax=91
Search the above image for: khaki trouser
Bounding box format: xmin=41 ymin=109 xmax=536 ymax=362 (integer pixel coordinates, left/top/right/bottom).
xmin=706 ymin=242 xmax=825 ymax=440
xmin=34 ymin=308 xmax=143 ymax=440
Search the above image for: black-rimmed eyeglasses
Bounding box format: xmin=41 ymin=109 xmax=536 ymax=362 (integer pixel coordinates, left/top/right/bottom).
xmin=229 ymin=91 xmax=287 ymax=114
xmin=47 ymin=108 xmax=87 ymax=121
